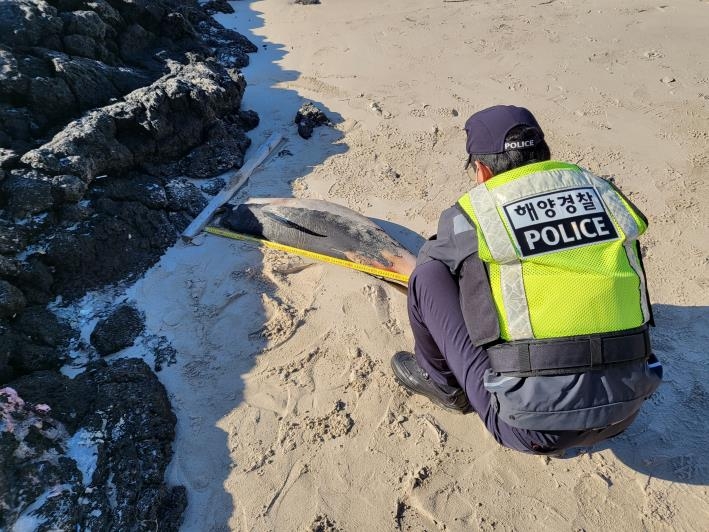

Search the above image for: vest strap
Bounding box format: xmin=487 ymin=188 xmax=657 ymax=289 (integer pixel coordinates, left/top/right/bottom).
xmin=468 ymin=185 xmax=517 ymax=263
xmin=468 ymin=185 xmax=534 ymax=339
xmin=487 ymin=326 xmax=650 ymax=377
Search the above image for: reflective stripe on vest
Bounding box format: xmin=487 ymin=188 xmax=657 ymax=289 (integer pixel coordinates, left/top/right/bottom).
xmin=459 ymin=161 xmax=649 ymax=341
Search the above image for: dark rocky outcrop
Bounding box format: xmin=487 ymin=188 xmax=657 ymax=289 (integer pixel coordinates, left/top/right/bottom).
xmin=0 ymin=279 xmax=25 ymax=319
xmin=90 ymin=303 xmax=145 ymax=355
xmin=0 ymin=0 xmax=258 ymax=152
xmin=2 ymin=358 xmax=185 ymax=530
xmin=295 ymin=101 xmax=330 ymax=139
xmin=39 ymin=183 xmax=206 ymax=297
xmin=0 ymin=0 xmax=260 ymax=528
xmin=203 ymin=0 xmax=235 ymax=15
xmin=0 ymin=306 xmax=73 ymax=380
xmin=0 ymin=2 xmax=257 ymax=301
xmin=20 ymin=60 xmax=248 ymax=183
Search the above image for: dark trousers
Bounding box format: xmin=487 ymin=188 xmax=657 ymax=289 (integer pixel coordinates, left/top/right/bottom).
xmin=407 ymin=260 xmax=635 ymax=454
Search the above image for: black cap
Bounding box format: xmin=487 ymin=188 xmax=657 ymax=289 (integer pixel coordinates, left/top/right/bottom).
xmin=464 ymin=105 xmax=544 ymax=157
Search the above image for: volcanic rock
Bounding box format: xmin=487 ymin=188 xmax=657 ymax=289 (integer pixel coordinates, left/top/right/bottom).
xmin=0 ymin=256 xmax=21 ymax=280
xmin=51 ymin=174 xmax=88 ymax=203
xmin=8 ymin=339 xmax=64 ymax=375
xmin=295 ymin=101 xmax=330 ymax=139
xmin=0 ymin=1 xmax=64 ymax=48
xmin=1 ymin=170 xmax=55 ymax=218
xmin=0 ymin=148 xmax=19 ymax=169
xmin=165 ymin=178 xmax=208 ymax=218
xmin=14 ymin=306 xmax=74 ymax=349
xmin=203 ymin=0 xmax=235 ymax=14
xmin=2 ymin=358 xmax=185 ymax=530
xmin=101 ymin=174 xmax=169 ymax=209
xmin=38 ymin=203 xmax=152 ymax=296
xmin=179 ymin=119 xmax=252 ymax=178
xmin=90 ymin=304 xmax=145 ymax=355
xmin=0 ymin=1 xmax=258 ymax=528
xmin=22 ymin=61 xmax=247 ymax=182
xmin=0 ymin=279 xmax=25 ymax=319
xmin=13 ymin=257 xmax=54 ymax=306
xmin=0 ymin=220 xmax=30 ymax=254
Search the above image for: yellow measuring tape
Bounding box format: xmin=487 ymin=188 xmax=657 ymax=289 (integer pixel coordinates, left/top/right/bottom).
xmin=205 ymin=226 xmax=410 ymax=285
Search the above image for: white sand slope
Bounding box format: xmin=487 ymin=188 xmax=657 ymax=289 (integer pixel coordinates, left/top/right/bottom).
xmin=126 ymin=0 xmax=709 ymax=530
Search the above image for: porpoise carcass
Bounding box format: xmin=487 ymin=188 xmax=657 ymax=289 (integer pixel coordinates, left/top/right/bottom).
xmin=220 ymin=198 xmax=416 ymax=279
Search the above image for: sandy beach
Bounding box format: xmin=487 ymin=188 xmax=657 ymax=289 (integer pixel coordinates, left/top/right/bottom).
xmin=123 ymin=0 xmax=708 ymax=529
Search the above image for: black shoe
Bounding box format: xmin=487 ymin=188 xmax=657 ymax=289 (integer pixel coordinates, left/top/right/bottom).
xmin=390 ymin=352 xmax=471 ymax=413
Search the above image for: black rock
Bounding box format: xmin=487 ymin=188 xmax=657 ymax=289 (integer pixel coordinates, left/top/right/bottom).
xmin=200 ymin=177 xmax=226 ymax=195
xmin=0 ymin=255 xmax=20 ymax=280
xmin=58 ymin=200 xmax=94 ymax=224
xmin=51 ymin=174 xmax=88 ymax=203
xmin=49 ymin=53 xmax=151 ymax=113
xmin=0 ymin=325 xmax=15 ymax=383
xmin=0 ymin=1 xmax=64 ymax=48
xmin=297 ymin=121 xmax=315 ymax=140
xmin=237 ymin=109 xmax=260 ymax=131
xmin=118 ymin=23 xmax=154 ymax=63
xmin=203 ymin=0 xmax=235 ymax=15
xmin=28 ymin=75 xmax=77 ymax=123
xmin=63 ymin=33 xmax=101 ymax=61
xmin=0 ymin=388 xmax=82 ymax=528
xmin=0 ymin=149 xmax=19 ymax=169
xmin=0 ymin=0 xmax=261 ymax=527
xmin=0 ymin=104 xmax=37 ymax=151
xmin=1 ymin=170 xmax=55 ymax=218
xmin=101 ymin=174 xmax=168 ymax=209
xmin=0 ymin=48 xmax=28 ymax=102
xmin=60 ymin=9 xmax=110 ymax=41
xmin=295 ymin=0 xmax=322 ymax=4
xmin=14 ymin=257 xmax=54 ymax=306
xmin=22 ymin=62 xmax=247 ymax=182
xmin=90 ymin=304 xmax=144 ymax=355
xmin=295 ymin=101 xmax=330 ymax=139
xmin=295 ymin=101 xmax=330 ymax=126
xmin=8 ymin=370 xmax=95 ymax=432
xmin=14 ymin=306 xmax=75 ymax=348
xmin=215 ymin=45 xmax=250 ymax=69
xmin=165 ymin=178 xmax=208 ymax=218
xmin=0 ymin=279 xmax=26 ymax=319
xmin=41 ymin=199 xmax=179 ymax=297
xmin=1 ymin=358 xmax=185 ymax=530
xmin=87 ymin=0 xmax=124 ymax=27
xmin=179 ymin=120 xmax=252 ymax=179
xmin=202 ymin=26 xmax=257 ymax=54
xmin=76 ymin=358 xmax=185 ymax=529
xmin=163 ymin=12 xmax=198 ymax=40
xmin=0 ymin=220 xmax=30 ymax=255
xmin=9 ymin=338 xmax=64 ymax=374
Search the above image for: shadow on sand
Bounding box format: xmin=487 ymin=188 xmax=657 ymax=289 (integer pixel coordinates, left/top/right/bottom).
xmin=150 ymin=3 xmax=349 ymax=529
xmin=569 ymin=304 xmax=709 ymax=486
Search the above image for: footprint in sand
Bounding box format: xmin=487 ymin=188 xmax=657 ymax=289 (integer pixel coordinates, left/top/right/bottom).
xmin=250 ymin=293 xmax=302 ymax=348
xmin=363 ymin=284 xmax=403 ymax=334
xmin=309 ymin=514 xmax=342 ymax=532
xmin=279 ymin=401 xmax=355 ymax=451
xmin=345 ymin=347 xmax=377 ymax=395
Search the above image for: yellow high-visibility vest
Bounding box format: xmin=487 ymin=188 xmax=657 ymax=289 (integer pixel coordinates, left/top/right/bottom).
xmin=458 ymin=161 xmax=650 ymax=340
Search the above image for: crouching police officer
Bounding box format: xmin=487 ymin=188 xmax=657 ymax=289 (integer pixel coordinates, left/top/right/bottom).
xmin=392 ymin=105 xmax=662 ymax=454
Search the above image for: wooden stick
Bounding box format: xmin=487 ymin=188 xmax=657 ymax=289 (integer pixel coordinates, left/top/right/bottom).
xmin=181 ymin=132 xmax=283 ymax=241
